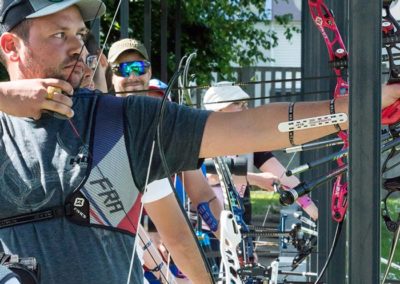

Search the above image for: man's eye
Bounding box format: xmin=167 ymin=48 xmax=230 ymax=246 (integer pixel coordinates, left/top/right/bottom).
xmin=77 ymin=33 xmax=87 ymax=41
xmin=54 ymin=32 xmax=65 ymax=39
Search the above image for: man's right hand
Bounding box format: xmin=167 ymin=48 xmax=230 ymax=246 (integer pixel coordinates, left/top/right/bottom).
xmin=245 ymin=172 xmax=279 ymax=192
xmin=0 ymin=78 xmax=74 ymax=120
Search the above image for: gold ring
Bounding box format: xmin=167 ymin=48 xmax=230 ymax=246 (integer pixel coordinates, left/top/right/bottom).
xmin=46 ymin=86 xmax=61 ymax=100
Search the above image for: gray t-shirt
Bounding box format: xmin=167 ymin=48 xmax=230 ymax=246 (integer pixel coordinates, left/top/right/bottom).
xmin=0 ymin=90 xmax=209 ymax=284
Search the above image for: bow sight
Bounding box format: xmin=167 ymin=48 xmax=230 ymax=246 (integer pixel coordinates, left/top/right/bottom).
xmin=219 ymin=209 xmax=318 ymax=283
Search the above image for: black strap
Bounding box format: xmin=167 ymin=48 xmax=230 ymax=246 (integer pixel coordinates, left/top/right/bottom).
xmin=330 ymin=99 xmax=342 ymax=132
xmin=142 ymin=240 xmax=152 ymax=251
xmin=148 ymin=263 xmax=164 ymax=272
xmin=289 ymin=102 xmax=296 ymax=146
xmin=0 ymin=207 xmax=66 ymax=229
xmin=0 ymin=253 xmax=10 ymax=265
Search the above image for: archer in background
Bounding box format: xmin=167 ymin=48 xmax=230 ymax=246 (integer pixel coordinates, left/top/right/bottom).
xmin=79 ymin=46 xmax=96 ymax=90
xmin=203 ymin=82 xmax=318 ymax=221
xmin=84 ymin=31 xmax=111 ymax=93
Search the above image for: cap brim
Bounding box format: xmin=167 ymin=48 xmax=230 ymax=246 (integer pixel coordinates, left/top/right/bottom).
xmin=204 ymin=102 xmax=233 ymax=111
xmin=26 ymin=0 xmax=105 ymax=22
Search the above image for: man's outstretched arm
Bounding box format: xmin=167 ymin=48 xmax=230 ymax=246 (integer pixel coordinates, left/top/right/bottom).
xmin=200 ymin=83 xmax=400 ymax=158
xmin=200 ymin=98 xmax=348 ymax=158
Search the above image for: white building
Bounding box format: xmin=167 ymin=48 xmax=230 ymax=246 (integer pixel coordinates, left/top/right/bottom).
xmin=260 ymin=0 xmax=302 ymax=67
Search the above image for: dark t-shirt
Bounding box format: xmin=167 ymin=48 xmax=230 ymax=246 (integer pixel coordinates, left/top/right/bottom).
xmin=253 ymin=151 xmax=274 ymax=169
xmin=0 ymin=90 xmax=210 ymax=284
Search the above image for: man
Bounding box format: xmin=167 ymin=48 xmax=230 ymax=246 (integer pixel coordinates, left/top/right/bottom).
xmin=108 ymin=38 xmax=152 ymax=97
xmin=0 ymin=1 xmax=205 ymax=284
xmin=0 ymin=2 xmax=214 ymax=283
xmin=108 ymin=38 xmax=222 ymax=279
xmin=0 ymin=1 xmax=398 ymax=284
xmin=84 ymin=31 xmax=110 ymax=92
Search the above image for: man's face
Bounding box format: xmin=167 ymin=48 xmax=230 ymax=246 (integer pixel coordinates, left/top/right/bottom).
xmin=219 ymin=101 xmax=248 ymax=113
xmin=16 ymin=6 xmax=88 ymax=88
xmin=112 ymin=51 xmax=152 ymax=97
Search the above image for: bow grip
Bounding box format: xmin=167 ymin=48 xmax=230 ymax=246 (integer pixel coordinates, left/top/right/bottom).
xmin=331 ymin=178 xmax=348 ymax=222
xmin=382 ymin=100 xmax=400 ymax=125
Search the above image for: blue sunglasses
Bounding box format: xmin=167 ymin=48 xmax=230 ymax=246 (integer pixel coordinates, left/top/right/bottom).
xmin=112 ymin=60 xmax=151 ymax=77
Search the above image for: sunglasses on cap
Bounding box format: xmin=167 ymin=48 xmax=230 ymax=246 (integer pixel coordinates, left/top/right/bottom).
xmin=112 ymin=60 xmax=151 ymax=77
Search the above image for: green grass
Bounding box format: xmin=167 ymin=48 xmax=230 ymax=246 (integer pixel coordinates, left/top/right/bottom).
xmin=250 ymin=190 xmax=280 ymax=215
xmin=250 ymin=190 xmax=400 ymax=280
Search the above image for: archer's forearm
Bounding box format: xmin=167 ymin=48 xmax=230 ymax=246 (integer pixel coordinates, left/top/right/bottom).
xmin=183 ymin=170 xmax=223 ymax=239
xmin=200 ymin=97 xmax=348 ymax=158
xmin=145 ymin=196 xmax=213 ymax=284
xmin=163 ymin=234 xmax=212 ymax=284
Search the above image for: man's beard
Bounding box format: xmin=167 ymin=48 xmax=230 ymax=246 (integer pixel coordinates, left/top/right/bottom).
xmin=18 ymin=48 xmax=84 ymax=89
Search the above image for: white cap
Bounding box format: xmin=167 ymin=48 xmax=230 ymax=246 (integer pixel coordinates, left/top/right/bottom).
xmin=203 ymin=81 xmax=250 ymax=111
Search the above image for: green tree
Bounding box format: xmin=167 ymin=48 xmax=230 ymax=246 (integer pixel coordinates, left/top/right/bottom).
xmin=100 ymin=0 xmax=298 ymax=84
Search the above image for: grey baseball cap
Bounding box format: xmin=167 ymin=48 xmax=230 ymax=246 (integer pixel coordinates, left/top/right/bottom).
xmin=0 ymin=0 xmax=106 ymax=33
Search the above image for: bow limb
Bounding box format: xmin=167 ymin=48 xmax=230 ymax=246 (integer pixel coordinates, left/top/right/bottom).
xmin=157 ymin=59 xmax=216 ymax=283
xmin=213 ymin=157 xmax=258 ymax=282
xmin=178 ymin=52 xmax=197 ymax=105
xmin=178 ymin=56 xmax=245 ymax=282
xmin=308 ymin=0 xmax=349 ymax=223
xmin=88 ymin=0 xmax=124 ymax=88
xmin=219 ymin=210 xmax=242 ymax=284
xmin=307 ymin=0 xmax=348 ymax=282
